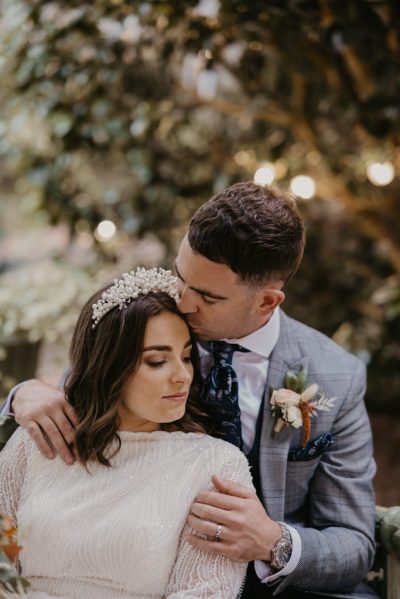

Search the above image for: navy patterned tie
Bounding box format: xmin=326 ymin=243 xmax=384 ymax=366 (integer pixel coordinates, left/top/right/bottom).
xmin=201 ymin=341 xmax=249 ymax=448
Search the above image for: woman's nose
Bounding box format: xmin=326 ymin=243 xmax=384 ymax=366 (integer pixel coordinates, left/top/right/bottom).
xmin=173 ymin=359 xmax=193 ymax=384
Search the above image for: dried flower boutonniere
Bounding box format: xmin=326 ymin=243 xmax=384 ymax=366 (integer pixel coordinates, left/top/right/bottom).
xmin=270 ymin=368 xmax=336 ymax=447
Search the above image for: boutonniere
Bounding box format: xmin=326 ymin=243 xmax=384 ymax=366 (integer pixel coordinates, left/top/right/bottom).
xmin=270 ymin=368 xmax=336 ymax=448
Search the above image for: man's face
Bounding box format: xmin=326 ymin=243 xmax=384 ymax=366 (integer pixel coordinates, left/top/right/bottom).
xmin=175 ymin=235 xmax=269 ymax=341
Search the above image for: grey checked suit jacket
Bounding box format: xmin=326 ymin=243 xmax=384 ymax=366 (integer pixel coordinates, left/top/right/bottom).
xmin=260 ymin=311 xmax=377 ymax=598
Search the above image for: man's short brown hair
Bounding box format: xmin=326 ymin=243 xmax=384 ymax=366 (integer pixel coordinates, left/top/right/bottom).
xmin=188 ymin=181 xmax=305 ymax=284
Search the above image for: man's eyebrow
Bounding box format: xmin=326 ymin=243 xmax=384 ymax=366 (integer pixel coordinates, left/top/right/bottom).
xmin=143 ymin=340 xmax=192 ymax=352
xmin=174 ymin=262 xmax=228 ymax=301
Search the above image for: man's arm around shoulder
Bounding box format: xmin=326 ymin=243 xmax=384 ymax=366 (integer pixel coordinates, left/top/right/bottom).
xmin=0 ymin=379 xmax=78 ymax=464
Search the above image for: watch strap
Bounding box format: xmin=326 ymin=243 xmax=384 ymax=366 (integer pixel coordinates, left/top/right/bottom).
xmin=270 ymin=522 xmax=292 ymax=571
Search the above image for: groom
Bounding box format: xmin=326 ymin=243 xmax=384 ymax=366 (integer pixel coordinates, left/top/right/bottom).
xmin=2 ymin=182 xmax=377 ymax=598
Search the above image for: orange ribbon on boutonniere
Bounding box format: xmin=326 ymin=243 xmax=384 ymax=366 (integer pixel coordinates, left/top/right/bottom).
xmin=270 ymin=368 xmax=336 ymax=448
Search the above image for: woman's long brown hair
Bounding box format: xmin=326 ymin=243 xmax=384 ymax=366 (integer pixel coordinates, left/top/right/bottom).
xmin=64 ymin=289 xmax=210 ymax=467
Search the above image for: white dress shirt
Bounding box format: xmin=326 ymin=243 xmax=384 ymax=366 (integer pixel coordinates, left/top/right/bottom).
xmin=198 ymin=308 xmax=301 ymax=583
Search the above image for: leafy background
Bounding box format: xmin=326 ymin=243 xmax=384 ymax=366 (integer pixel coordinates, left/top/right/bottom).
xmin=0 ymin=0 xmax=399 ymax=502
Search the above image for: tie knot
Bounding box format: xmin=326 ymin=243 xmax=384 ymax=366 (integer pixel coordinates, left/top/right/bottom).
xmin=207 ymin=341 xmax=249 ymax=365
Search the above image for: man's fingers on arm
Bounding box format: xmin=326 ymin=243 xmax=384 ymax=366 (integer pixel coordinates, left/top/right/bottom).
xmin=51 ymin=411 xmax=76 ymax=446
xmin=194 ymin=490 xmax=242 ymax=510
xmin=26 ymin=421 xmax=56 ymax=459
xmin=191 ymin=502 xmax=235 ymax=526
xmin=63 ymin=401 xmax=79 ymax=428
xmin=211 ymin=475 xmax=255 ymax=498
xmin=186 ymin=533 xmax=230 ymax=557
xmin=39 ymin=416 xmax=75 ymax=465
xmin=187 ymin=514 xmax=231 ymax=540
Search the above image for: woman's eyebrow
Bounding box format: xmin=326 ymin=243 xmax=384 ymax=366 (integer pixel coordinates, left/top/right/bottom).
xmin=143 ymin=345 xmax=171 ymax=352
xmin=143 ymin=340 xmax=192 ymax=352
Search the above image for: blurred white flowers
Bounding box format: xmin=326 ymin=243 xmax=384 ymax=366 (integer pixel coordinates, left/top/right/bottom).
xmin=0 ymin=261 xmax=98 ymax=344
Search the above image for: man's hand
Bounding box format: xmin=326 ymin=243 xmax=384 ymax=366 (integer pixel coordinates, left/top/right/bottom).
xmin=187 ymin=475 xmax=281 ymax=562
xmin=12 ymin=379 xmax=78 ymax=464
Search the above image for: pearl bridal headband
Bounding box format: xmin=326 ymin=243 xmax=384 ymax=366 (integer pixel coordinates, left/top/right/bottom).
xmin=91 ymin=267 xmax=180 ymax=328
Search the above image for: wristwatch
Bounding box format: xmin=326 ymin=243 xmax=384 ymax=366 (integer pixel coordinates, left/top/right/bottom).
xmin=270 ymin=522 xmax=292 ymax=571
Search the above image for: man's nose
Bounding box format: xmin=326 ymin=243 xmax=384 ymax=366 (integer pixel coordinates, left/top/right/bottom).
xmin=177 ymin=286 xmax=198 ymax=314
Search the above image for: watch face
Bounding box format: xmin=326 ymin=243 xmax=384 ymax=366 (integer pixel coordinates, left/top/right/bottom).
xmin=274 ymin=539 xmax=292 ymax=569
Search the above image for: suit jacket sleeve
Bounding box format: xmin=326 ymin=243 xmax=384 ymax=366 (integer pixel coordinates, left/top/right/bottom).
xmin=276 ymin=358 xmax=376 ymax=593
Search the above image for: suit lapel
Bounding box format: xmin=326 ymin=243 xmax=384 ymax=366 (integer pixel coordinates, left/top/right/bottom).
xmin=258 ymin=311 xmax=309 ymax=521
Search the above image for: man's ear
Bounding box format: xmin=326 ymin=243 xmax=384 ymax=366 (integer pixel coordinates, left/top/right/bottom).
xmin=257 ymin=284 xmax=285 ymax=316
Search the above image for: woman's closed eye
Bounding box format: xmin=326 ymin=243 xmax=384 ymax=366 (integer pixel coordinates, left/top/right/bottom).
xmin=147 ymin=360 xmax=167 ymax=368
xmin=146 ymin=351 xmax=192 ymax=367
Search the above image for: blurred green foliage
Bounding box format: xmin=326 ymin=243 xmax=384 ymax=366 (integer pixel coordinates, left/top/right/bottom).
xmin=0 ymin=0 xmax=399 ymax=407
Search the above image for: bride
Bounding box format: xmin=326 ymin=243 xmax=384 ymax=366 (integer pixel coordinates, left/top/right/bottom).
xmin=0 ymin=267 xmax=253 ymax=598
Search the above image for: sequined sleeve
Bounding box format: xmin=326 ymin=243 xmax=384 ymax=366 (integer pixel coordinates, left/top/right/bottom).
xmin=0 ymin=428 xmax=30 ymax=525
xmin=165 ymin=448 xmax=253 ymax=598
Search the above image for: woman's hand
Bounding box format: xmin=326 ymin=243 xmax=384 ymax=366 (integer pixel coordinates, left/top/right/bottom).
xmin=13 ymin=379 xmax=78 ymax=464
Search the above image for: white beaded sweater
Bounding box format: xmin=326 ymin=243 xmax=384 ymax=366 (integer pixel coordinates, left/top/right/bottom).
xmin=0 ymin=428 xmax=253 ymax=599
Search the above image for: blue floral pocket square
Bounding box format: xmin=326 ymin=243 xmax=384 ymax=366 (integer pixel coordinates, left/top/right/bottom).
xmin=288 ymin=432 xmax=335 ymax=462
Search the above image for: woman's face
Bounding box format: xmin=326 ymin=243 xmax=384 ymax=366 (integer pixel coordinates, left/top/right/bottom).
xmin=118 ymin=311 xmax=194 ymax=432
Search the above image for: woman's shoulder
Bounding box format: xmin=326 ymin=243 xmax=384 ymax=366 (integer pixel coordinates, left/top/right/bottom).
xmin=196 ymin=435 xmax=253 ymax=488
xmin=193 ymin=434 xmax=249 ymax=464
xmin=118 ymin=430 xmax=249 ymax=469
xmin=7 ymin=426 xmax=33 ymax=451
xmin=0 ymin=426 xmax=35 ymax=466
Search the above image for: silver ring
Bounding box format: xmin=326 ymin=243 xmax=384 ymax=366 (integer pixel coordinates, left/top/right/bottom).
xmin=214 ymin=524 xmax=222 ymax=542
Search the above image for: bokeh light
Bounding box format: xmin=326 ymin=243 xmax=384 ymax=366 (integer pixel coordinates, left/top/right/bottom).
xmin=254 ymin=163 xmax=276 ymax=185
xmin=290 ymin=175 xmax=316 ymax=199
xmin=366 ymin=162 xmax=395 ymax=186
xmin=95 ymin=220 xmax=116 ymax=241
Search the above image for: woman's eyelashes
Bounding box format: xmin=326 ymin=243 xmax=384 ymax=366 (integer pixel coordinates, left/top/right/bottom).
xmin=147 ymin=359 xmax=166 ymax=368
xmin=146 ymin=353 xmax=192 ymax=368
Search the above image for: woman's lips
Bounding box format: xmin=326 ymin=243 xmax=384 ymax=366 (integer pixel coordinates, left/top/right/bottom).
xmin=162 ymin=392 xmax=188 ymax=402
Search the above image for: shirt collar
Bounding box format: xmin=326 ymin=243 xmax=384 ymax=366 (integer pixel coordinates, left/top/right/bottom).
xmin=224 ymin=308 xmax=280 ymax=359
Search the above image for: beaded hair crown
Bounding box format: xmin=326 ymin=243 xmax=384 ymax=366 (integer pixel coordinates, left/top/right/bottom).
xmin=91 ymin=267 xmax=180 ymax=328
